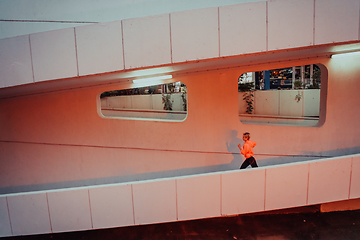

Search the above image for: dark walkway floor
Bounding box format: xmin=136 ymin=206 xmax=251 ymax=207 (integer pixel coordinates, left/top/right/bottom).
xmin=4 ymin=208 xmax=360 ymax=240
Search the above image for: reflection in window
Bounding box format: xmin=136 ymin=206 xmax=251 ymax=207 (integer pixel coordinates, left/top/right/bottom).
xmin=100 ymin=82 xmax=187 ymax=121
xmin=238 ymin=64 xmax=322 ymax=127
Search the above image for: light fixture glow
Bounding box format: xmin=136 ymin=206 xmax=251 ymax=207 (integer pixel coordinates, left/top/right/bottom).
xmin=125 ymin=67 xmax=173 ymax=78
xmin=132 ymin=75 xmax=172 ymax=84
xmin=331 ymin=51 xmax=360 ymax=58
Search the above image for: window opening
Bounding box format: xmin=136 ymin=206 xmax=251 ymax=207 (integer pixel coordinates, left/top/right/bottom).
xmin=239 ymin=64 xmax=323 ymax=127
xmin=100 ymin=82 xmax=187 ymax=121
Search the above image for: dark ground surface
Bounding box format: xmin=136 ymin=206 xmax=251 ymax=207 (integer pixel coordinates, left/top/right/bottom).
xmin=3 ymin=208 xmax=360 ymax=240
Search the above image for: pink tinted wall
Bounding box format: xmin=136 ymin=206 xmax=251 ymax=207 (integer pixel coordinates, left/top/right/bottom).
xmin=0 ymin=53 xmax=360 ymax=193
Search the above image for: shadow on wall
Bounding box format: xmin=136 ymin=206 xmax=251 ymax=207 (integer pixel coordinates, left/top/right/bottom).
xmin=0 ymin=130 xmax=242 ymax=194
xmin=226 ymin=130 xmax=243 ymax=169
xmin=0 ymin=162 xmax=238 ymax=194
xmin=1 ymin=144 xmax=359 ymax=195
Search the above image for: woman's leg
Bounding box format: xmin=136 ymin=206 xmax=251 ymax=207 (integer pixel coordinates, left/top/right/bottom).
xmin=249 ymin=157 xmax=258 ymax=168
xmin=240 ymin=158 xmax=251 ymax=169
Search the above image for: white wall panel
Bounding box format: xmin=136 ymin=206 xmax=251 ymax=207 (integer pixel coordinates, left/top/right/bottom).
xmin=303 ymin=89 xmax=321 ymax=117
xmin=47 ymin=189 xmax=92 ymax=233
xmin=7 ymin=193 xmax=51 ymax=236
xmin=171 ymin=7 xmax=219 ymax=63
xmin=76 ymin=21 xmax=124 ymax=76
xmin=107 ymin=96 xmax=132 ymax=109
xmin=132 ymin=179 xmax=176 ymax=225
xmin=265 ymin=164 xmax=308 ymax=210
xmin=0 ymin=0 xmax=271 ymax=40
xmin=222 ymin=169 xmax=265 ymax=215
xmin=30 ymin=28 xmax=78 ymax=82
xmin=315 ymin=0 xmax=360 ymax=45
xmin=152 ymin=94 xmax=164 ymax=110
xmin=177 ymin=174 xmax=221 ymax=221
xmin=0 ymin=197 xmax=12 ymax=237
xmin=123 ymin=14 xmax=171 ymax=69
xmin=253 ymin=91 xmax=279 ymax=116
xmin=131 ymin=95 xmax=152 ymax=110
xmin=308 ymin=157 xmax=352 ymax=205
xmin=268 ymin=0 xmax=314 ymax=50
xmin=350 ymin=155 xmax=360 ymax=199
xmin=0 ymin=35 xmax=33 ymax=88
xmin=89 ymin=184 xmax=134 ymax=229
xmin=279 ymin=90 xmax=303 ymax=117
xmin=219 ymin=2 xmax=266 ymax=56
xmin=2 ymin=154 xmax=360 ymax=237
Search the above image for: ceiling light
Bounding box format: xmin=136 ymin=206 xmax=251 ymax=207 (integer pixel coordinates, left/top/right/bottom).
xmin=132 ymin=75 xmax=172 ymax=84
xmin=331 ymin=51 xmax=360 ymax=58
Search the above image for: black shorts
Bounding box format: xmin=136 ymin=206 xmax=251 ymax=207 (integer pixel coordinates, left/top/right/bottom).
xmin=240 ymin=156 xmax=258 ymax=169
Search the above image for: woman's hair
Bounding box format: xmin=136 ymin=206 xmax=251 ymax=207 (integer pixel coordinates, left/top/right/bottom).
xmin=243 ymin=132 xmax=251 ymax=140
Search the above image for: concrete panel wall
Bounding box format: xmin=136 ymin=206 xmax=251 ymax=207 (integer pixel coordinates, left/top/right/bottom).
xmin=265 ymin=164 xmax=308 ymax=210
xmin=221 ymin=169 xmax=265 ymax=215
xmin=1 ymin=0 xmax=359 ymax=88
xmin=89 ymin=184 xmax=134 ymax=228
xmin=308 ymin=157 xmax=352 ymax=205
xmin=132 ymin=179 xmax=177 ymax=225
xmin=279 ymin=90 xmax=303 ymax=117
xmin=47 ymin=189 xmax=92 ymax=233
xmin=75 ymin=21 xmax=124 ymax=76
xmin=130 ymin=95 xmax=152 ymax=110
xmin=253 ymin=90 xmax=279 ymax=116
xmin=0 ymin=196 xmax=11 ymax=237
xmin=268 ymin=0 xmax=314 ymax=50
xmin=314 ymin=0 xmax=360 ymax=45
xmin=1 ymin=153 xmax=359 ymax=237
xmin=152 ymin=94 xmax=164 ymax=110
xmin=177 ymin=174 xmax=221 ymax=221
xmin=0 ymin=35 xmax=33 ymax=88
xmin=303 ymin=89 xmax=321 ymax=117
xmin=7 ymin=193 xmax=51 ymax=236
xmin=30 ymin=28 xmax=78 ymax=82
xmin=123 ymin=14 xmax=171 ymax=69
xmin=219 ymin=1 xmax=267 ymax=56
xmin=350 ymin=156 xmax=360 ymax=199
xmin=105 ymin=95 xmax=133 ymax=109
xmin=171 ymin=7 xmax=219 ymax=63
xmin=240 ymin=89 xmax=320 ymax=117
